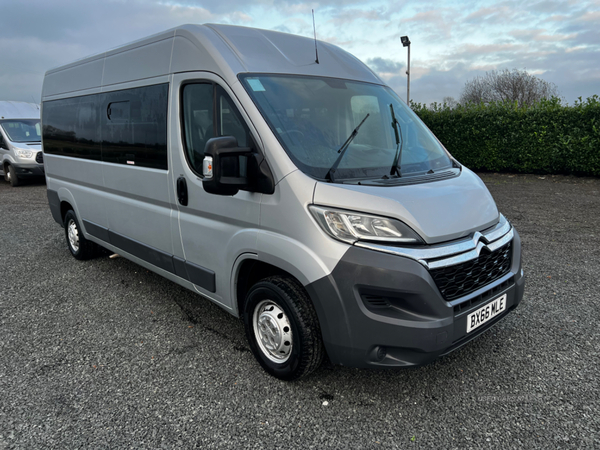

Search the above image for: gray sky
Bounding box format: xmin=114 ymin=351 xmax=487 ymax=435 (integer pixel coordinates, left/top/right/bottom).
xmin=1 ymin=0 xmax=598 ymax=105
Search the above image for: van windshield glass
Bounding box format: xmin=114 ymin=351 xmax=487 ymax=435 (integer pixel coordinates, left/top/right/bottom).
xmin=1 ymin=119 xmax=41 ymax=143
xmin=240 ymin=75 xmax=452 ymax=181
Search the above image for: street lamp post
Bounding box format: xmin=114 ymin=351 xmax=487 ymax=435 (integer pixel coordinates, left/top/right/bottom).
xmin=401 ymin=36 xmax=411 ymax=105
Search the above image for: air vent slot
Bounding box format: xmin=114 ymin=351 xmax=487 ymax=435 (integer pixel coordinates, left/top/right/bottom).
xmin=363 ymin=295 xmax=391 ymax=309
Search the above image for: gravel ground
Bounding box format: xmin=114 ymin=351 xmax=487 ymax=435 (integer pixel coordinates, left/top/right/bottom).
xmin=1 ymin=173 xmax=599 ymax=449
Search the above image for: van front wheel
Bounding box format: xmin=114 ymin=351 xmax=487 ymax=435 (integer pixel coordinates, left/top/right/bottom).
xmin=6 ymin=165 xmax=20 ymax=187
xmin=243 ymin=276 xmax=324 ymax=381
xmin=64 ymin=210 xmax=97 ymax=260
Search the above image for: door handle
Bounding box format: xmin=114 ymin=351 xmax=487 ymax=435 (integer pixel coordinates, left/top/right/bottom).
xmin=177 ymin=176 xmax=188 ymax=206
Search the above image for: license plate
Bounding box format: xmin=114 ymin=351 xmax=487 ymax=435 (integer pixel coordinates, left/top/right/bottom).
xmin=466 ymin=294 xmax=507 ymax=333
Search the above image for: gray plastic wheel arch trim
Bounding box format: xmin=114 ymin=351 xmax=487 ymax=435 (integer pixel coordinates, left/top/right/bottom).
xmin=355 ymin=214 xmax=512 ymax=269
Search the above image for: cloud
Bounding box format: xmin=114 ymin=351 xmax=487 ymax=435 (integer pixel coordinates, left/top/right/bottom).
xmin=0 ymin=0 xmax=598 ymax=105
xmin=0 ymin=0 xmax=249 ymax=101
xmin=401 ymin=9 xmax=456 ymax=39
xmin=366 ymin=57 xmax=405 ymax=74
xmin=328 ymin=7 xmax=385 ymax=26
xmin=510 ymin=28 xmax=578 ymax=43
xmin=464 ymin=5 xmax=518 ymax=24
xmin=527 ymin=0 xmax=579 ymax=14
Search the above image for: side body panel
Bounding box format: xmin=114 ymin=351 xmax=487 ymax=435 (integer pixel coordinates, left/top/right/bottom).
xmin=257 ymin=170 xmax=348 ymax=286
xmin=44 ymin=156 xmax=107 ymax=230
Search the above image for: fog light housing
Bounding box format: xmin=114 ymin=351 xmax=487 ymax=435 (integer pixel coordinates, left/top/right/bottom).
xmin=376 ymin=346 xmax=387 ymax=361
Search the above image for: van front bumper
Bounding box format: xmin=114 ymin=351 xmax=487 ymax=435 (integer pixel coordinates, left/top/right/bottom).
xmin=12 ymin=162 xmax=45 ymax=178
xmin=305 ymin=229 xmax=524 ymax=369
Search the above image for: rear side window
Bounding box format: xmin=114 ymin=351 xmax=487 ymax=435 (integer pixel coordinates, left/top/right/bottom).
xmin=43 ymin=83 xmax=168 ymax=170
xmin=42 ymin=95 xmax=101 ymax=160
xmin=101 ymin=84 xmax=168 ymax=169
xmin=181 ymin=82 xmax=250 ymax=175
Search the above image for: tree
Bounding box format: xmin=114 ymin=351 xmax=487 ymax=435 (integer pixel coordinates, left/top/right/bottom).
xmin=460 ymin=69 xmax=559 ymax=107
xmin=442 ymin=96 xmax=458 ymax=109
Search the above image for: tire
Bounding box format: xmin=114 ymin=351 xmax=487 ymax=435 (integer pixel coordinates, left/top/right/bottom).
xmin=64 ymin=210 xmax=97 ymax=260
xmin=243 ymin=276 xmax=324 ymax=381
xmin=7 ymin=164 xmax=20 ymax=187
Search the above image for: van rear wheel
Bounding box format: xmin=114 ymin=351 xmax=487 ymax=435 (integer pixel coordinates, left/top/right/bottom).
xmin=64 ymin=210 xmax=97 ymax=260
xmin=243 ymin=276 xmax=324 ymax=381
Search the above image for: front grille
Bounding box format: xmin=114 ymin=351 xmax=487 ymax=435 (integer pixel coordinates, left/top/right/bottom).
xmin=453 ymin=276 xmax=514 ymax=315
xmin=36 ymin=152 xmax=44 ymax=164
xmin=430 ymin=241 xmax=512 ymax=301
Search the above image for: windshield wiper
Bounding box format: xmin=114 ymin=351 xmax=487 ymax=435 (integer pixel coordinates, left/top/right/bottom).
xmin=389 ymin=104 xmax=403 ymax=177
xmin=325 ymin=113 xmax=370 ymax=182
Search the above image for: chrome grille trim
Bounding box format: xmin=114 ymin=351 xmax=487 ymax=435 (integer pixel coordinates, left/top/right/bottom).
xmin=355 ymin=214 xmax=513 ymax=269
xmin=427 ymin=229 xmax=514 ymax=269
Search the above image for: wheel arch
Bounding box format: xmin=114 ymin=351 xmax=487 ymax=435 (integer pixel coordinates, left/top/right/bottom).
xmin=233 ymin=256 xmax=294 ymax=318
xmin=59 ymin=200 xmax=74 ymax=226
xmin=55 ymin=188 xmax=78 ymax=221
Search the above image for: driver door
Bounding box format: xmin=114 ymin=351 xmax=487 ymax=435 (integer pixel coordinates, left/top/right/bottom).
xmin=169 ymin=73 xmax=262 ymax=310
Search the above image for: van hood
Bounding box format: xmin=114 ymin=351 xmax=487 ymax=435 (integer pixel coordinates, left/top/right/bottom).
xmin=312 ymin=168 xmax=499 ymax=244
xmin=10 ymin=142 xmax=41 ymax=150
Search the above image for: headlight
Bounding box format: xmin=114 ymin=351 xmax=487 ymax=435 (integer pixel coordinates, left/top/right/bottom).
xmin=309 ymin=205 xmax=423 ymax=245
xmin=15 ymin=149 xmax=34 ymax=159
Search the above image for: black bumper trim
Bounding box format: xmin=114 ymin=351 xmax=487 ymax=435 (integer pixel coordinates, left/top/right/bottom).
xmin=305 ymin=229 xmax=524 ymax=369
xmin=12 ymin=163 xmax=45 ymax=177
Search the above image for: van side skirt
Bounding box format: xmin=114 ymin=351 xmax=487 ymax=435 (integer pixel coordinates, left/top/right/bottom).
xmin=82 ymin=219 xmax=216 ymax=292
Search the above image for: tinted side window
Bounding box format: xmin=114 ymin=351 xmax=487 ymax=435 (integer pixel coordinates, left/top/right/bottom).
xmin=43 ymin=95 xmax=102 ymax=161
xmin=42 ymin=83 xmax=168 ymax=170
xmin=102 ymin=84 xmax=168 ymax=170
xmin=181 ymin=83 xmax=251 ymax=176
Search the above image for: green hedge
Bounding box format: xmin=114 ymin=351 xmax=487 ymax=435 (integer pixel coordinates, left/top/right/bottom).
xmin=411 ymin=96 xmax=600 ymax=176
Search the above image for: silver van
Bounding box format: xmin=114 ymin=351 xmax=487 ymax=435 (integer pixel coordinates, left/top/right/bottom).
xmin=42 ymin=24 xmax=524 ymax=380
xmin=1 ymin=101 xmax=43 ymax=186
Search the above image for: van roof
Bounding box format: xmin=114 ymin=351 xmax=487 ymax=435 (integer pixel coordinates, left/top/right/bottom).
xmin=42 ymin=24 xmax=383 ymax=100
xmin=0 ymin=101 xmax=40 ymax=119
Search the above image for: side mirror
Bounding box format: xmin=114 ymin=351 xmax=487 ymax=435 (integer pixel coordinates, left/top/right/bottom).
xmin=202 ymin=136 xmax=252 ymax=196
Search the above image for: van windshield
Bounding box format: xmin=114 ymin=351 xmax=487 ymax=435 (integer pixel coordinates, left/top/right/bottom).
xmin=240 ymin=74 xmax=453 ymax=181
xmin=0 ymin=119 xmax=41 ymax=143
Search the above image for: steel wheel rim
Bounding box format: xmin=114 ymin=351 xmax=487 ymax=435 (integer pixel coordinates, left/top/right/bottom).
xmin=67 ymin=219 xmax=80 ymax=252
xmin=6 ymin=169 xmax=11 ymax=182
xmin=252 ymin=300 xmax=293 ymax=363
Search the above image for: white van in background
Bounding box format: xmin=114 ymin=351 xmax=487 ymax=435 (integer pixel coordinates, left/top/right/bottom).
xmin=0 ymin=101 xmax=43 ymax=186
xmin=42 ymin=24 xmax=524 ymax=380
